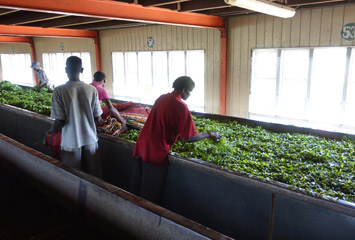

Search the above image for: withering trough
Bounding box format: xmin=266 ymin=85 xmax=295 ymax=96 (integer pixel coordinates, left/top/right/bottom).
xmin=0 ymin=103 xmax=354 ymax=240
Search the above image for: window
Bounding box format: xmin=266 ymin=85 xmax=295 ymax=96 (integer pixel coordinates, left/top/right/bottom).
xmin=1 ymin=53 xmax=34 ymax=86
xmin=112 ymin=50 xmax=205 ymax=112
xmin=249 ymin=47 xmax=355 ymax=134
xmin=42 ymin=52 xmax=92 ymax=87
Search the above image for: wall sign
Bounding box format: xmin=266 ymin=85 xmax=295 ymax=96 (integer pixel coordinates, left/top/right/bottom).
xmin=60 ymin=42 xmax=64 ymax=51
xmin=341 ymin=23 xmax=355 ymax=41
xmin=147 ymin=37 xmax=155 ymax=48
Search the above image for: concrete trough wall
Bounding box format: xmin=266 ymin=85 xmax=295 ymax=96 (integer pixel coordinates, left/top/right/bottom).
xmin=0 ymin=133 xmax=230 ymax=240
xmin=1 ymin=104 xmax=355 ymax=240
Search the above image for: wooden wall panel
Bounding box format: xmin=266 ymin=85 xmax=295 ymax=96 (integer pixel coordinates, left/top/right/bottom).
xmin=342 ymin=4 xmax=355 ymax=46
xmin=99 ymin=25 xmax=221 ymax=113
xmin=33 ymin=37 xmax=96 ymax=76
xmin=0 ymin=43 xmax=31 ymax=54
xmin=320 ymin=7 xmax=333 ymax=46
xmin=0 ymin=43 xmax=32 ymax=82
xmin=227 ymin=3 xmax=355 ymax=118
xmin=300 ymin=10 xmax=311 ymax=46
xmin=331 ymin=6 xmax=345 ymax=46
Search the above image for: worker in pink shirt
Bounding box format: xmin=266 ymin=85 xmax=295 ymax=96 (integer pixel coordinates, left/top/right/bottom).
xmin=91 ymin=71 xmax=127 ymax=130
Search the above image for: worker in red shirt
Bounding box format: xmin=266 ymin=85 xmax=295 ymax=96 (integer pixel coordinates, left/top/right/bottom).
xmin=130 ymin=76 xmax=221 ymax=204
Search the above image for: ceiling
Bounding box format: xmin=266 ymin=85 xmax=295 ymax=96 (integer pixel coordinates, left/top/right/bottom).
xmin=0 ymin=0 xmax=353 ymax=31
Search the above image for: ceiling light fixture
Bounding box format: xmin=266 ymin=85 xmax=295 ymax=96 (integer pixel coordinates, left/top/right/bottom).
xmin=224 ymin=0 xmax=296 ymax=18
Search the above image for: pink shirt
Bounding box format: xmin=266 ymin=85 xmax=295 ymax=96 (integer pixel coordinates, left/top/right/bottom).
xmin=91 ymin=81 xmax=110 ymax=103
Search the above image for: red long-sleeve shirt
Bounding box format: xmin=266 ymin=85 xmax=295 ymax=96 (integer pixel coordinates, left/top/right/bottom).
xmin=132 ymin=91 xmax=197 ymax=167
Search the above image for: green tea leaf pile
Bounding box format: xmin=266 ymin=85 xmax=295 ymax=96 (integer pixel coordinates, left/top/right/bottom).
xmin=1 ymin=81 xmax=354 ymax=202
xmin=0 ymin=81 xmax=51 ymax=116
xmin=121 ymin=116 xmax=355 ymax=203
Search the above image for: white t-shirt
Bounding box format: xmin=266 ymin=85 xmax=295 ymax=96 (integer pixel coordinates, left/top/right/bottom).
xmin=50 ymin=80 xmax=102 ymax=150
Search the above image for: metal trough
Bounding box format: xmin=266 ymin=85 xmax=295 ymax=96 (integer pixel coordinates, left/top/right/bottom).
xmin=0 ymin=103 xmax=355 ymax=240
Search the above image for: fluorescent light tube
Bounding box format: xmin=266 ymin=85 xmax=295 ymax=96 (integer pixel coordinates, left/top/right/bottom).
xmin=225 ymin=0 xmax=296 ymax=18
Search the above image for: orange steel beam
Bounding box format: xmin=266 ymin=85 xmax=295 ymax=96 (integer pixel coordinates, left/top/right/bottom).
xmin=0 ymin=25 xmax=101 ymax=72
xmin=219 ymin=22 xmax=227 ymax=115
xmin=0 ymin=24 xmax=98 ymax=39
xmin=0 ymin=0 xmax=225 ymax=29
xmin=0 ymin=36 xmax=32 ymax=43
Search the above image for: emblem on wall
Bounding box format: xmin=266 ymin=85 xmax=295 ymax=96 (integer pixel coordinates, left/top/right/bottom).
xmin=341 ymin=23 xmax=355 ymax=41
xmin=60 ymin=42 xmax=65 ymax=51
xmin=147 ymin=37 xmax=155 ymax=48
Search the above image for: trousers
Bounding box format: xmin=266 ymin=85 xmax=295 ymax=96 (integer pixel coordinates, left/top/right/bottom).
xmin=129 ymin=156 xmax=168 ymax=204
xmin=61 ymin=142 xmax=103 ymax=178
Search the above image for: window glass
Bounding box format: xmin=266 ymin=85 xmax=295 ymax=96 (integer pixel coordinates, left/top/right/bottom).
xmin=309 ymin=48 xmax=346 ymax=125
xmin=249 ymin=47 xmax=354 ymax=134
xmin=1 ymin=53 xmax=34 ymax=86
xmin=278 ymin=49 xmax=309 ymax=119
xmin=112 ymin=50 xmax=205 ymax=111
xmin=42 ymin=52 xmax=92 ymax=87
xmin=344 ymin=48 xmax=355 ymax=127
xmin=249 ymin=49 xmax=278 ymax=115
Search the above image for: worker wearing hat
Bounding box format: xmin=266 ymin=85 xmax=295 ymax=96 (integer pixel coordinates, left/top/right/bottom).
xmin=31 ymin=61 xmax=52 ymax=91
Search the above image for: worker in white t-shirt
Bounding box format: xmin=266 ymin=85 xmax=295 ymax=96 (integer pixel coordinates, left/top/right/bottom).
xmin=48 ymin=56 xmax=103 ymax=177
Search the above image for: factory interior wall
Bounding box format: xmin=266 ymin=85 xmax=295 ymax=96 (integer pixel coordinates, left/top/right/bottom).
xmin=32 ymin=37 xmax=97 ymax=79
xmin=0 ymin=43 xmax=32 ymax=82
xmin=99 ymin=25 xmax=221 ymax=114
xmin=226 ymin=3 xmax=355 ymax=118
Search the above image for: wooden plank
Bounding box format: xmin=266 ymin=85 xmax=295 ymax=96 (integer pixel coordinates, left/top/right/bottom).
xmin=264 ymin=15 xmax=274 ymax=48
xmin=232 ymin=17 xmax=242 ymax=116
xmin=182 ymin=26 xmax=188 ymax=49
xmin=256 ymin=14 xmax=265 ymax=48
xmin=248 ymin=15 xmax=257 ymax=49
xmin=194 ymin=27 xmax=202 ymax=49
xmin=176 ymin=26 xmax=183 ymax=50
xmin=201 ymin=28 xmax=208 ymax=50
xmin=281 ymin=18 xmax=291 ymax=47
xmin=187 ymin=27 xmax=194 ymax=49
xmin=226 ymin=18 xmax=234 ymax=116
xmin=320 ymin=7 xmax=333 ymax=46
xmin=240 ymin=15 xmax=249 ymax=118
xmin=150 ymin=25 xmax=158 ymax=50
xmin=341 ymin=3 xmax=355 ymax=46
xmin=213 ymin=29 xmax=220 ymax=113
xmin=171 ymin=25 xmax=177 ymax=50
xmin=330 ymin=6 xmax=344 ymax=46
xmin=205 ymin=28 xmax=215 ymax=113
xmin=310 ymin=8 xmax=322 ymax=47
xmin=300 ymin=9 xmax=311 ymax=46
xmin=273 ymin=17 xmax=282 ymax=48
xmin=290 ymin=10 xmax=301 ymax=47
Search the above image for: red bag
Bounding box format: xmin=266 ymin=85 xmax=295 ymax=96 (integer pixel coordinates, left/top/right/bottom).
xmin=45 ymin=130 xmax=62 ymax=160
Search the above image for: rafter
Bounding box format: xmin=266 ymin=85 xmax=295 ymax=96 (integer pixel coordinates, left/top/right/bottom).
xmin=139 ymin=0 xmax=190 ymax=7
xmin=180 ymin=0 xmax=230 ymax=12
xmin=0 ymin=0 xmax=225 ymax=29
xmin=0 ymin=11 xmax=67 ymax=25
xmin=286 ymin=0 xmax=345 ymax=6
xmin=64 ymin=20 xmax=147 ymax=30
xmin=23 ymin=16 xmax=109 ymax=28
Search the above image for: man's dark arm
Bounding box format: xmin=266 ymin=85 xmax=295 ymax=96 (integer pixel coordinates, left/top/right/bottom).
xmin=49 ymin=119 xmax=65 ymax=133
xmin=184 ymin=132 xmax=221 ymax=143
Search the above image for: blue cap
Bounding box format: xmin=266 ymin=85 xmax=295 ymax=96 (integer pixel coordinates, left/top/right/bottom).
xmin=31 ymin=61 xmax=40 ymax=68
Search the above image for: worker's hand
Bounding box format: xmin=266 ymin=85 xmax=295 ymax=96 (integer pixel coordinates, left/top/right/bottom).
xmin=98 ymin=117 xmax=106 ymax=126
xmin=208 ymin=132 xmax=221 ymax=141
xmin=122 ymin=123 xmax=128 ymax=131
